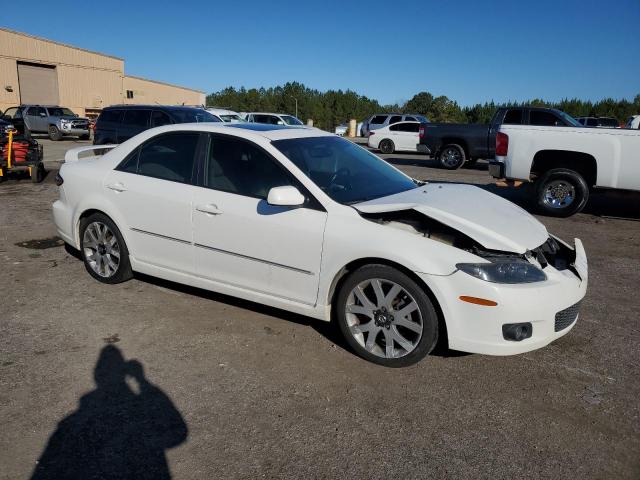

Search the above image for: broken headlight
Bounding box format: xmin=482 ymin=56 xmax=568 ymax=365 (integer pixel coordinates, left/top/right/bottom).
xmin=456 ymin=260 xmax=547 ymax=284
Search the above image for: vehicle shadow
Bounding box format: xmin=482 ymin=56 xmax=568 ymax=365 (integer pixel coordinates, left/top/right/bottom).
xmin=30 ymin=345 xmax=188 ymax=480
xmin=382 ymin=155 xmax=489 ymax=171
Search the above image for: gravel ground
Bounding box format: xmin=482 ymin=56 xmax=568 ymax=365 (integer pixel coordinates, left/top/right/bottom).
xmin=1 ymin=136 xmax=639 ymax=479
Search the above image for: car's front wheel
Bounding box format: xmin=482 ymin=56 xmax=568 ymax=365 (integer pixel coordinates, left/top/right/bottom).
xmin=80 ymin=213 xmax=132 ymax=284
xmin=336 ymin=265 xmax=438 ymax=367
xmin=48 ymin=125 xmax=62 ymax=141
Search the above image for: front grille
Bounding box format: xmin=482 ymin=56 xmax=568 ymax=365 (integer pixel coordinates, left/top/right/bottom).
xmin=555 ymin=302 xmax=581 ymax=332
xmin=70 ymin=121 xmax=88 ymax=128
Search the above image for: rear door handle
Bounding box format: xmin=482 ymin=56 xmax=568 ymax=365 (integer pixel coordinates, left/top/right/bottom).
xmin=195 ymin=203 xmax=222 ymax=215
xmin=106 ymin=182 xmax=127 ymax=192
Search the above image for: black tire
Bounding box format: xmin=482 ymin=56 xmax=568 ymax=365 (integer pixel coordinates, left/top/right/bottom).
xmin=336 ymin=264 xmax=438 ymax=367
xmin=80 ymin=133 xmax=90 ymax=141
xmin=80 ymin=213 xmax=133 ymax=284
xmin=48 ymin=125 xmax=62 ymax=141
xmin=438 ymin=144 xmax=466 ymax=169
xmin=536 ymin=168 xmax=589 ymax=217
xmin=31 ymin=162 xmax=44 ymax=183
xmin=378 ymin=139 xmax=395 ymax=154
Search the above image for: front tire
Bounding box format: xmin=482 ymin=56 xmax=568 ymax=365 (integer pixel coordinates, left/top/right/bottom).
xmin=80 ymin=213 xmax=133 ymax=284
xmin=378 ymin=139 xmax=395 ymax=154
xmin=536 ymin=168 xmax=589 ymax=217
xmin=48 ymin=125 xmax=62 ymax=141
xmin=438 ymin=144 xmax=466 ymax=169
xmin=336 ymin=265 xmax=438 ymax=367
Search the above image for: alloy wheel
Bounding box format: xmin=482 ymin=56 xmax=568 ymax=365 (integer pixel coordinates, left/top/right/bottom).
xmin=83 ymin=221 xmax=121 ymax=278
xmin=440 ymin=147 xmax=462 ymax=168
xmin=345 ymin=278 xmax=423 ymax=359
xmin=543 ymin=180 xmax=576 ymax=208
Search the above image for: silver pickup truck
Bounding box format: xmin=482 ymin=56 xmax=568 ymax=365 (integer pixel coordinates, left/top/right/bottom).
xmin=2 ymin=105 xmax=90 ymax=141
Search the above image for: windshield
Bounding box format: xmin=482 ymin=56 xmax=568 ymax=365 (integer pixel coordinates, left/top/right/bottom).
xmin=3 ymin=107 xmax=21 ymax=119
xmin=172 ymin=110 xmax=221 ymax=123
xmin=281 ymin=115 xmax=303 ymax=126
xmin=48 ymin=107 xmax=76 ymax=117
xmin=220 ymin=114 xmax=246 ymax=122
xmin=554 ymin=110 xmax=582 ymax=127
xmin=272 ymin=136 xmax=418 ymax=204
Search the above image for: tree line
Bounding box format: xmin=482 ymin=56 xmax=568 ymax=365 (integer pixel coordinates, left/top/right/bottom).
xmin=206 ymin=82 xmax=640 ymax=129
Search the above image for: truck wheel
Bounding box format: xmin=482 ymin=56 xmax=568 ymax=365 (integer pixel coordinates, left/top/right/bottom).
xmin=438 ymin=144 xmax=466 ymax=169
xmin=48 ymin=125 xmax=62 ymax=141
xmin=536 ymin=168 xmax=589 ymax=217
xmin=379 ymin=139 xmax=395 ymax=154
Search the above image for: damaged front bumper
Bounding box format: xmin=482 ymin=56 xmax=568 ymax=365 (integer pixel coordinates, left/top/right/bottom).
xmin=419 ymin=238 xmax=588 ymax=356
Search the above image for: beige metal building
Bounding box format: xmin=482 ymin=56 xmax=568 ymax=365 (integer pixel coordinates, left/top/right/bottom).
xmin=0 ymin=28 xmax=205 ymax=118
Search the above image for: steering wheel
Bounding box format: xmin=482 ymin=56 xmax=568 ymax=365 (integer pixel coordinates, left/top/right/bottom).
xmin=327 ymin=167 xmax=352 ymax=191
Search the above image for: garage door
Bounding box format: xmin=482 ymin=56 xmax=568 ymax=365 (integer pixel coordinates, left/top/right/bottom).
xmin=17 ymin=62 xmax=59 ymax=105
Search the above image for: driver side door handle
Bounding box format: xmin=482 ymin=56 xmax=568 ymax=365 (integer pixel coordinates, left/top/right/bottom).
xmin=195 ymin=203 xmax=223 ymax=215
xmin=106 ymin=182 xmax=127 ymax=192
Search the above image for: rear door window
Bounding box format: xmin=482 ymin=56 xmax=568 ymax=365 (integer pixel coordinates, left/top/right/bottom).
xmin=404 ymin=116 xmax=417 ymax=122
xmin=503 ymin=109 xmax=523 ymax=124
xmin=370 ymin=115 xmax=387 ymax=124
xmin=399 ymin=122 xmax=420 ymax=132
xmin=122 ymin=110 xmax=150 ymax=128
xmin=529 ymin=110 xmax=563 ymax=126
xmin=136 ymin=132 xmax=200 ymax=183
xmin=151 ymin=111 xmax=172 ymax=127
xmin=98 ymin=110 xmax=122 ymax=124
xmin=388 ymin=115 xmax=402 ymax=125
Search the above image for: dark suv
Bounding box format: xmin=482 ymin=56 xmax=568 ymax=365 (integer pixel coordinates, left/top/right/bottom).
xmin=93 ymin=105 xmax=221 ymax=145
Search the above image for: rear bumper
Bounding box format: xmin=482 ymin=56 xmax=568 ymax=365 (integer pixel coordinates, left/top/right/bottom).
xmin=418 ymin=238 xmax=588 ymax=356
xmin=489 ymin=161 xmax=505 ymax=178
xmin=417 ymin=144 xmax=431 ymax=154
xmin=52 ymin=197 xmax=77 ymax=248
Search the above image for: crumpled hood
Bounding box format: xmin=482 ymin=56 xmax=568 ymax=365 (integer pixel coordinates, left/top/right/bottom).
xmin=354 ymin=183 xmax=548 ymax=254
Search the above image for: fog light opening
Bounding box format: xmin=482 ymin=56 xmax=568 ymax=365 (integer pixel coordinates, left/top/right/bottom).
xmin=502 ymin=323 xmax=532 ymax=341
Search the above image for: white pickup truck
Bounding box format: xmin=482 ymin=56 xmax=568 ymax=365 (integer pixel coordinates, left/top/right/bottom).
xmin=489 ymin=124 xmax=640 ymax=216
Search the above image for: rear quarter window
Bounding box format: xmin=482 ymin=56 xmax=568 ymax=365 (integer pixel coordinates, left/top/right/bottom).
xmin=371 ymin=115 xmax=387 ymax=124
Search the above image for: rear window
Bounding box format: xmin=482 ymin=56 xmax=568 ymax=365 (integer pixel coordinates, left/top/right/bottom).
xmin=170 ymin=109 xmax=220 ymax=123
xmin=370 ymin=115 xmax=387 ymax=124
xmin=98 ymin=110 xmax=123 ymax=124
xmin=122 ymin=110 xmax=150 ymax=127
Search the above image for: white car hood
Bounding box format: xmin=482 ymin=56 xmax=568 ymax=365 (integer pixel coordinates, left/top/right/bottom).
xmin=354 ymin=184 xmax=548 ymax=254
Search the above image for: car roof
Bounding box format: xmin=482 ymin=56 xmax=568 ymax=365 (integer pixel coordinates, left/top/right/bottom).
xmin=245 ymin=112 xmax=294 ymax=116
xmin=206 ymin=108 xmax=239 ymax=115
xmin=135 ymin=122 xmax=334 ymax=141
xmin=103 ymin=105 xmax=206 ymax=111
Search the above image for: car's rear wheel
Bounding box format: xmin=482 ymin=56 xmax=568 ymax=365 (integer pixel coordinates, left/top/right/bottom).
xmin=536 ymin=168 xmax=589 ymax=217
xmin=438 ymin=144 xmax=466 ymax=169
xmin=336 ymin=265 xmax=438 ymax=367
xmin=48 ymin=125 xmax=62 ymax=141
xmin=379 ymin=139 xmax=395 ymax=154
xmin=80 ymin=213 xmax=132 ymax=284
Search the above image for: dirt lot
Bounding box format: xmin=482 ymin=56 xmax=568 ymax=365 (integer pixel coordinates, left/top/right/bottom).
xmin=1 ymin=136 xmax=639 ymax=479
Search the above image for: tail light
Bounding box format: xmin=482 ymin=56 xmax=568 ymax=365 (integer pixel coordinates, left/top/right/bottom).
xmin=496 ymin=132 xmax=509 ymax=156
xmin=419 ymin=126 xmax=425 ymax=138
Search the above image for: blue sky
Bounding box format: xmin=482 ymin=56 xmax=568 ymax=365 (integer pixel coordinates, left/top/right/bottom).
xmin=3 ymin=0 xmax=639 ymax=106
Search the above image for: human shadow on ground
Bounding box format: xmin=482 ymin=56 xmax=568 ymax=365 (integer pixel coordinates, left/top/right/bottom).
xmin=30 ymin=345 xmax=188 ymax=480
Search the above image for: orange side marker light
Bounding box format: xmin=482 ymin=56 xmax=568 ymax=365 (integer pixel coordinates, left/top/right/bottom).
xmin=459 ymin=296 xmax=498 ymax=307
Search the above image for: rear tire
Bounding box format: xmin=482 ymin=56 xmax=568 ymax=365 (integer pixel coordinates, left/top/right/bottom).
xmin=48 ymin=125 xmax=62 ymax=141
xmin=336 ymin=264 xmax=438 ymax=367
xmin=80 ymin=213 xmax=133 ymax=284
xmin=379 ymin=139 xmax=395 ymax=154
xmin=438 ymin=144 xmax=466 ymax=169
xmin=535 ymin=168 xmax=589 ymax=217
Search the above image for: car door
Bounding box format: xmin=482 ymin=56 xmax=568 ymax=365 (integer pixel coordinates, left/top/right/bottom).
xmin=103 ymin=131 xmax=201 ymax=273
xmin=118 ymin=109 xmax=150 ymax=143
xmin=192 ymin=133 xmax=327 ymax=306
xmin=25 ymin=107 xmax=41 ymax=132
xmin=398 ymin=122 xmax=420 ymax=151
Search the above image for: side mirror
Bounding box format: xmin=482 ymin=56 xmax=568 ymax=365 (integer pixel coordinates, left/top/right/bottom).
xmin=267 ymin=186 xmax=305 ymax=207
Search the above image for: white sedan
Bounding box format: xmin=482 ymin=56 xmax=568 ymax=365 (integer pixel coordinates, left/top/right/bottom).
xmin=367 ymin=121 xmax=421 ymax=154
xmin=53 ymin=123 xmax=588 ymax=367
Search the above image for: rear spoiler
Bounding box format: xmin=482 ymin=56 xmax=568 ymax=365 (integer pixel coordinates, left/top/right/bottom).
xmin=64 ymin=145 xmax=118 ymax=163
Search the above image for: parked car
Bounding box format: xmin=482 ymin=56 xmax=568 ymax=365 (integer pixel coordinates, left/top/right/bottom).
xmin=575 ymin=117 xmax=620 ymax=128
xmin=54 ymin=122 xmax=587 ymax=367
xmin=205 ymin=108 xmax=246 ymax=123
xmin=491 ymin=121 xmax=640 ymax=216
xmin=93 ymin=105 xmax=220 ymax=145
xmin=243 ymin=112 xmax=304 ymax=126
xmin=625 ymin=115 xmax=640 ymax=129
xmin=3 ymin=105 xmax=90 ymax=141
xmin=368 ymin=121 xmax=420 ymax=153
xmin=418 ymin=107 xmax=582 ymax=170
xmin=362 ymin=113 xmax=428 ymax=137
